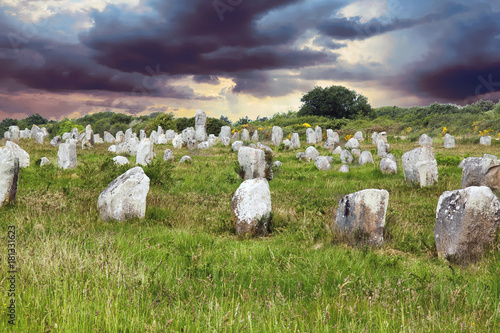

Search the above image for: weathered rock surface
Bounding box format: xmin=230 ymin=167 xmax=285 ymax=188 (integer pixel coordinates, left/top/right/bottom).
xmin=219 ymin=126 xmax=231 ymax=146
xmin=334 ymin=189 xmax=389 ymax=245
xmin=241 ymin=129 xmax=250 ymax=141
xmin=238 ymin=147 xmax=268 ymax=180
xmin=58 ymin=142 xmax=77 ymax=169
xmin=5 ymin=141 xmax=30 ymax=168
xmin=40 ymin=157 xmax=50 ymax=167
xmin=163 ymin=149 xmax=174 ymax=162
xmin=314 ymin=156 xmax=331 ymax=171
xmin=306 ymin=128 xmax=316 ymax=144
xmin=97 ymin=167 xmax=150 ymax=221
xmin=315 ymin=126 xmax=322 ymax=142
xmin=340 ymin=150 xmax=353 ymax=164
xmin=380 ymin=157 xmax=398 ymax=174
xmin=179 ymin=155 xmax=192 ymax=163
xmin=359 ymin=151 xmax=374 ymax=165
xmin=419 ymin=133 xmax=433 ymax=147
xmin=136 ymin=139 xmax=155 ymax=166
xmin=232 ymin=141 xmax=244 ymax=152
xmin=444 ymin=134 xmax=455 ymax=149
xmin=302 ymin=146 xmax=320 ymax=162
xmin=339 ymin=164 xmax=350 ymax=173
xmin=332 ymin=146 xmax=342 ymax=155
xmin=0 ymin=149 xmax=19 ymax=206
xmin=354 ymin=131 xmax=364 ymax=142
xmin=290 ymin=133 xmax=300 ymax=149
xmin=402 ymin=146 xmax=438 ymax=187
xmin=272 ymin=126 xmax=283 ymax=146
xmin=50 ymin=136 xmax=62 ymax=147
xmin=195 ymin=109 xmax=207 ymax=142
xmin=345 ymin=138 xmax=360 ymax=149
xmin=231 ymin=178 xmax=272 ymax=237
xmin=480 ymin=136 xmax=491 ymax=146
xmin=113 ymin=156 xmax=130 ymax=166
xmin=251 ymin=130 xmax=259 ymax=142
xmin=434 ymin=186 xmax=500 ymax=264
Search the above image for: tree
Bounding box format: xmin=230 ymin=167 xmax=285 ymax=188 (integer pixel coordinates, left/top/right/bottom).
xmin=298 ymin=86 xmax=373 ymax=119
xmin=146 ymin=113 xmax=177 ymax=135
xmin=220 ymin=115 xmax=232 ymax=126
xmin=25 ymin=113 xmax=48 ymax=127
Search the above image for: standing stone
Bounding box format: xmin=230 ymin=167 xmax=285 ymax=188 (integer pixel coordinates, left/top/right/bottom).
xmin=257 ymin=142 xmax=273 ymax=153
xmin=359 ymin=151 xmax=374 ymax=165
xmin=379 ymin=132 xmax=387 ymax=143
xmin=459 ymin=156 xmax=499 ymax=189
xmin=31 ymin=125 xmax=42 ymax=141
xmin=251 ymin=130 xmax=259 ymax=142
xmin=113 ymin=156 xmax=129 ymax=166
xmin=345 ymin=138 xmax=360 ymax=149
xmin=232 ymin=141 xmax=244 ymax=152
xmin=377 ymin=139 xmax=389 ymax=157
xmin=97 ymin=167 xmax=150 ymax=221
xmin=172 ymin=135 xmax=184 ymax=149
xmin=124 ymin=128 xmax=133 ymax=141
xmin=20 ymin=129 xmax=30 ymax=139
xmin=327 ymin=130 xmax=340 ymax=145
xmin=231 ymin=178 xmax=272 ymax=237
xmin=40 ymin=157 xmax=50 ymax=167
xmin=163 ymin=149 xmax=174 ymax=162
xmin=0 ymin=149 xmax=19 ymax=205
xmin=302 ymin=146 xmax=320 ymax=162
xmin=434 ymin=186 xmax=500 ymax=264
xmin=182 ymin=127 xmax=195 ymax=143
xmin=157 ymin=126 xmax=164 ymax=137
xmin=8 ymin=126 xmax=20 ymax=143
xmin=282 ymin=139 xmax=291 ymax=149
xmin=126 ymin=137 xmax=140 ymax=156
xmin=115 ymin=131 xmax=125 ymax=143
xmin=306 ymin=128 xmax=316 ymax=144
xmin=94 ymin=134 xmax=104 ymax=144
xmin=315 ymin=126 xmax=322 ymax=142
xmin=290 ymin=133 xmax=300 ymax=149
xmin=324 ymin=137 xmax=337 ymax=150
xmin=195 ymin=109 xmax=207 ymax=142
xmin=271 ymin=126 xmax=283 ymax=146
xmin=238 ymin=147 xmax=268 ymax=180
xmin=480 ymin=136 xmax=491 ymax=146
xmin=108 ymin=145 xmax=117 ymax=153
xmin=104 ymin=132 xmax=115 ymax=143
xmin=332 ymin=146 xmax=343 ymax=155
xmin=340 ymin=150 xmax=353 ymax=164
xmin=371 ymin=132 xmax=379 ymax=144
xmin=339 ymin=165 xmax=350 ymax=173
xmin=140 ymin=130 xmax=146 ymax=141
xmin=232 ymin=131 xmax=240 ymax=141
xmin=354 ymin=131 xmax=364 ymax=142
xmin=165 ymin=130 xmax=176 ymax=142
xmin=334 ymin=189 xmax=389 ymax=245
xmin=208 ymin=134 xmax=217 ymax=147
xmin=219 ymin=126 xmax=231 ymax=146
xmin=198 ymin=141 xmax=210 ymax=150
xmin=179 ymin=156 xmax=192 ymax=164
xmin=150 ymin=130 xmax=159 ymax=144
xmin=402 ymin=146 xmax=438 ymax=187
xmin=241 ymin=129 xmax=250 ymax=141
xmin=70 ymin=127 xmax=80 ymax=140
xmin=314 ymin=156 xmax=331 ymax=171
xmin=444 ymin=134 xmax=455 ymax=148
xmin=380 ymin=157 xmax=398 ymax=174
xmin=351 ymin=149 xmax=361 ymax=157
xmin=58 ymin=142 xmax=77 ymax=169
xmin=5 ymin=141 xmax=29 ymax=168
xmin=136 ymin=139 xmax=155 ymax=166
xmin=35 ymin=132 xmax=45 ymax=144
xmin=82 ymin=125 xmax=94 ymax=149
xmin=419 ymin=134 xmax=433 ymax=147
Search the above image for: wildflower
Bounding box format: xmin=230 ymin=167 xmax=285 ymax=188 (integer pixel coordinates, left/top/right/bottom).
xmin=406 ymin=127 xmax=412 ymax=133
xmin=302 ymin=123 xmax=311 ymax=128
xmin=345 ymin=134 xmax=353 ymax=141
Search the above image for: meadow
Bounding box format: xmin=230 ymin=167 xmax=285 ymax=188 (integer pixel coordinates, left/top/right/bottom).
xmin=1 ymin=137 xmax=499 ymax=332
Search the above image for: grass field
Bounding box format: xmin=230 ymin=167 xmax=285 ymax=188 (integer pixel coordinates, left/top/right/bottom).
xmin=1 ymin=138 xmax=499 ymax=332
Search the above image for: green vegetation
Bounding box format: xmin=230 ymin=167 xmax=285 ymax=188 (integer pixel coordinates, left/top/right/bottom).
xmin=0 ymin=138 xmax=499 ymax=332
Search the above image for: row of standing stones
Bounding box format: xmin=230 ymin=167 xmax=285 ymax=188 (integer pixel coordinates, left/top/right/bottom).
xmin=1 ymin=112 xmax=499 ymax=264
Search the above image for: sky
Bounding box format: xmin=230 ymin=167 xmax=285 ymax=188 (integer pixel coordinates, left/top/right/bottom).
xmin=0 ymin=0 xmax=499 ymax=121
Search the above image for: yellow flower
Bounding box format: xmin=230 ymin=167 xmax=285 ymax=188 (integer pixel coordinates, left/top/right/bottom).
xmin=302 ymin=123 xmax=311 ymax=128
xmin=442 ymin=126 xmax=447 ymax=134
xmin=231 ymin=129 xmax=235 ymax=134
xmin=406 ymin=127 xmax=412 ymax=133
xmin=258 ymin=127 xmax=263 ymax=130
xmin=344 ymin=134 xmax=353 ymax=141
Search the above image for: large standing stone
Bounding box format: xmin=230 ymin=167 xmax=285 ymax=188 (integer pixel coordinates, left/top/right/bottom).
xmin=327 ymin=130 xmax=340 ymax=144
xmin=20 ymin=129 xmax=30 ymax=139
xmin=271 ymin=126 xmax=283 ymax=146
xmin=82 ymin=125 xmax=94 ymax=149
xmin=354 ymin=131 xmax=364 ymax=142
xmin=334 ymin=189 xmax=389 ymax=245
xmin=419 ymin=134 xmax=433 ymax=147
xmin=136 ymin=139 xmax=155 ymax=166
xmin=434 ymin=186 xmax=500 ymax=264
xmin=371 ymin=132 xmax=379 ymax=144
xmin=0 ymin=149 xmax=19 ymax=206
xmin=5 ymin=141 xmax=29 ymax=168
xmin=58 ymin=142 xmax=77 ymax=169
xmin=172 ymin=134 xmax=184 ymax=148
xmin=459 ymin=156 xmax=500 ymax=190
xmin=332 ymin=146 xmax=342 ymax=155
xmin=251 ymin=130 xmax=259 ymax=142
xmin=94 ymin=134 xmax=104 ymax=144
xmin=104 ymin=132 xmax=115 ymax=143
xmin=377 ymin=139 xmax=389 ymax=157
xmin=163 ymin=149 xmax=174 ymax=162
xmin=140 ymin=130 xmax=146 ymax=141
xmin=345 ymin=138 xmax=360 ymax=149
xmin=232 ymin=131 xmax=240 ymax=141
xmin=232 ymin=141 xmax=244 ymax=152
xmin=8 ymin=126 xmax=20 ymax=143
xmin=231 ymin=178 xmax=272 ymax=237
xmin=402 ymin=146 xmax=438 ymax=187
xmin=480 ymin=136 xmax=491 ymax=146
xmin=150 ymin=130 xmax=159 ymax=144
xmin=290 ymin=133 xmax=300 ymax=149
xmin=359 ymin=151 xmax=374 ymax=165
xmin=219 ymin=126 xmax=231 ymax=146
xmin=444 ymin=134 xmax=455 ymax=148
xmin=165 ymin=130 xmax=176 ymax=142
xmin=340 ymin=150 xmax=353 ymax=164
xmin=380 ymin=157 xmax=398 ymax=174
xmin=315 ymin=126 xmax=322 ymax=142
xmin=302 ymin=146 xmax=320 ymax=162
xmin=113 ymin=156 xmax=130 ymax=166
xmin=115 ymin=131 xmax=125 ymax=143
xmin=97 ymin=167 xmax=150 ymax=221
xmin=241 ymin=129 xmax=250 ymax=141
xmin=195 ymin=109 xmax=207 ymax=142
xmin=314 ymin=156 xmax=331 ymax=171
xmin=379 ymin=132 xmax=387 ymax=143
xmin=238 ymin=147 xmax=268 ymax=180
xmin=306 ymin=128 xmax=316 ymax=144
xmin=182 ymin=127 xmax=196 ymax=145
xmin=34 ymin=132 xmax=45 ymax=144
xmin=324 ymin=137 xmax=337 ymax=150
xmin=124 ymin=128 xmax=133 ymax=141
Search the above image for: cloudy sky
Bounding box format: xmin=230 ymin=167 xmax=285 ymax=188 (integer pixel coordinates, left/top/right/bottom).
xmin=1 ymin=0 xmax=499 ymax=121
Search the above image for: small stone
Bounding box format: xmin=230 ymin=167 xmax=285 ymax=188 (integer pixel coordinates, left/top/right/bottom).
xmin=179 ymin=155 xmax=192 ymax=164
xmin=163 ymin=149 xmax=174 ymax=162
xmin=113 ymin=156 xmax=130 ymax=166
xmin=359 ymin=151 xmax=374 ymax=165
xmin=314 ymin=156 xmax=331 ymax=171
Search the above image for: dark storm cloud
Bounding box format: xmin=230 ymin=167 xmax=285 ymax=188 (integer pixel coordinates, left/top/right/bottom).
xmin=193 ymin=75 xmax=220 ymax=85
xmin=391 ymin=4 xmax=500 ymax=103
